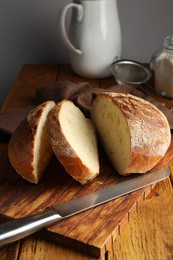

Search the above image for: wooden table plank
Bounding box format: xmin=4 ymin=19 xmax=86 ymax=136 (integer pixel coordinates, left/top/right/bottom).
xmin=0 ymin=64 xmax=173 ymax=260
xmin=0 ymin=179 xmax=172 ymax=260
xmin=1 ymin=64 xmax=59 ymax=112
xmin=112 ymin=178 xmax=173 ymax=260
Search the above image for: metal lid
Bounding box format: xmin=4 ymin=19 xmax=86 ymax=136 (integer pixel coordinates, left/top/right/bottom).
xmin=163 ymin=34 xmax=173 ymax=51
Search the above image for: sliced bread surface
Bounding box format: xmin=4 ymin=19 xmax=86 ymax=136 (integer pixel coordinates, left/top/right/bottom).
xmin=91 ymin=92 xmax=171 ymax=176
xmin=47 ymin=100 xmax=99 ymax=184
xmin=8 ymin=101 xmax=55 ymax=183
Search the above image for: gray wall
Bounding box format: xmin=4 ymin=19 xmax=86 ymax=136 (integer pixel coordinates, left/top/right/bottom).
xmin=0 ymin=0 xmax=173 ymax=107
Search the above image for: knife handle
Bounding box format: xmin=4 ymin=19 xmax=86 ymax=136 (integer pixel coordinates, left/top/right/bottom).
xmin=0 ymin=208 xmax=62 ymax=247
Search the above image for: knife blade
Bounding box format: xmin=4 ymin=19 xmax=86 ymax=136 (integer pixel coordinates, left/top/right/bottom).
xmin=0 ymin=168 xmax=170 ymax=247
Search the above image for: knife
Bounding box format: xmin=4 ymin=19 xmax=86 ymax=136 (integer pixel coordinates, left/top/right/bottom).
xmin=0 ymin=168 xmax=170 ymax=247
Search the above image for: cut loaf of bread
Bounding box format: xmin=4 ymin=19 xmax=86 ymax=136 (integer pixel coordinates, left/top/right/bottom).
xmin=8 ymin=101 xmax=55 ymax=183
xmin=91 ymin=92 xmax=171 ymax=176
xmin=47 ymin=100 xmax=99 ymax=184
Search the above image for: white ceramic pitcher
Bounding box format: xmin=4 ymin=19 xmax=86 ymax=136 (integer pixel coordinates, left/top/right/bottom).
xmin=58 ymin=0 xmax=122 ymax=78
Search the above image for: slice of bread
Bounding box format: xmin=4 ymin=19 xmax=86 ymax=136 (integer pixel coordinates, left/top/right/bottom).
xmin=8 ymin=101 xmax=55 ymax=183
xmin=91 ymin=92 xmax=171 ymax=176
xmin=47 ymin=100 xmax=99 ymax=184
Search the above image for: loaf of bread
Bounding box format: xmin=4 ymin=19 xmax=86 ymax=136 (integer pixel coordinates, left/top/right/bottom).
xmin=91 ymin=92 xmax=171 ymax=176
xmin=8 ymin=101 xmax=55 ymax=183
xmin=47 ymin=100 xmax=99 ymax=184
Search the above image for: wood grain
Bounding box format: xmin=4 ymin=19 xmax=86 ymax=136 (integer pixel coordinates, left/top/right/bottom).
xmin=112 ymin=178 xmax=173 ymax=260
xmin=0 ymin=64 xmax=173 ymax=259
xmin=0 ymin=179 xmax=172 ymax=260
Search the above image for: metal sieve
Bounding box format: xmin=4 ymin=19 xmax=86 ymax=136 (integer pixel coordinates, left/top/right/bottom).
xmin=111 ymin=60 xmax=152 ymax=85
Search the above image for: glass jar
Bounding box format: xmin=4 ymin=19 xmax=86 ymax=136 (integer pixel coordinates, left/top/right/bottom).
xmin=150 ymin=34 xmax=173 ymax=98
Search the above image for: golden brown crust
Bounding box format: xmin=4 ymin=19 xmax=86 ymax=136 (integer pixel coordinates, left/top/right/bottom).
xmin=125 ymin=152 xmax=164 ymax=175
xmin=8 ymin=101 xmax=55 ymax=183
xmin=47 ymin=101 xmax=99 ymax=184
xmin=94 ymin=92 xmax=171 ymax=175
xmin=8 ymin=118 xmax=36 ymax=182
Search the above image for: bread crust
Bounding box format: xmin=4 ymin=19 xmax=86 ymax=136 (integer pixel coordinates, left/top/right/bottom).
xmin=47 ymin=100 xmax=99 ymax=184
xmin=8 ymin=118 xmax=36 ymax=181
xmin=92 ymin=92 xmax=171 ymax=175
xmin=8 ymin=101 xmax=55 ymax=183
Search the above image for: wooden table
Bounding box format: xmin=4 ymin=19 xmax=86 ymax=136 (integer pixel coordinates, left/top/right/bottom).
xmin=0 ymin=64 xmax=173 ymax=260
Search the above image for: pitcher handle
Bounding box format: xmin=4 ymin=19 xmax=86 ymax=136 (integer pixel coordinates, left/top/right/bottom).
xmin=58 ymin=3 xmax=83 ymax=56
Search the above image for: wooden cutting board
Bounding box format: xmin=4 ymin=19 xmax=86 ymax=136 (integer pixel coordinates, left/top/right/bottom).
xmin=0 ymin=64 xmax=173 ymax=259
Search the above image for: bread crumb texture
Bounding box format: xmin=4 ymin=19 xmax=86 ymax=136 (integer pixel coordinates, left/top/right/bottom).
xmin=91 ymin=92 xmax=171 ymax=175
xmin=47 ymin=100 xmax=99 ymax=184
xmin=8 ymin=101 xmax=55 ymax=183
